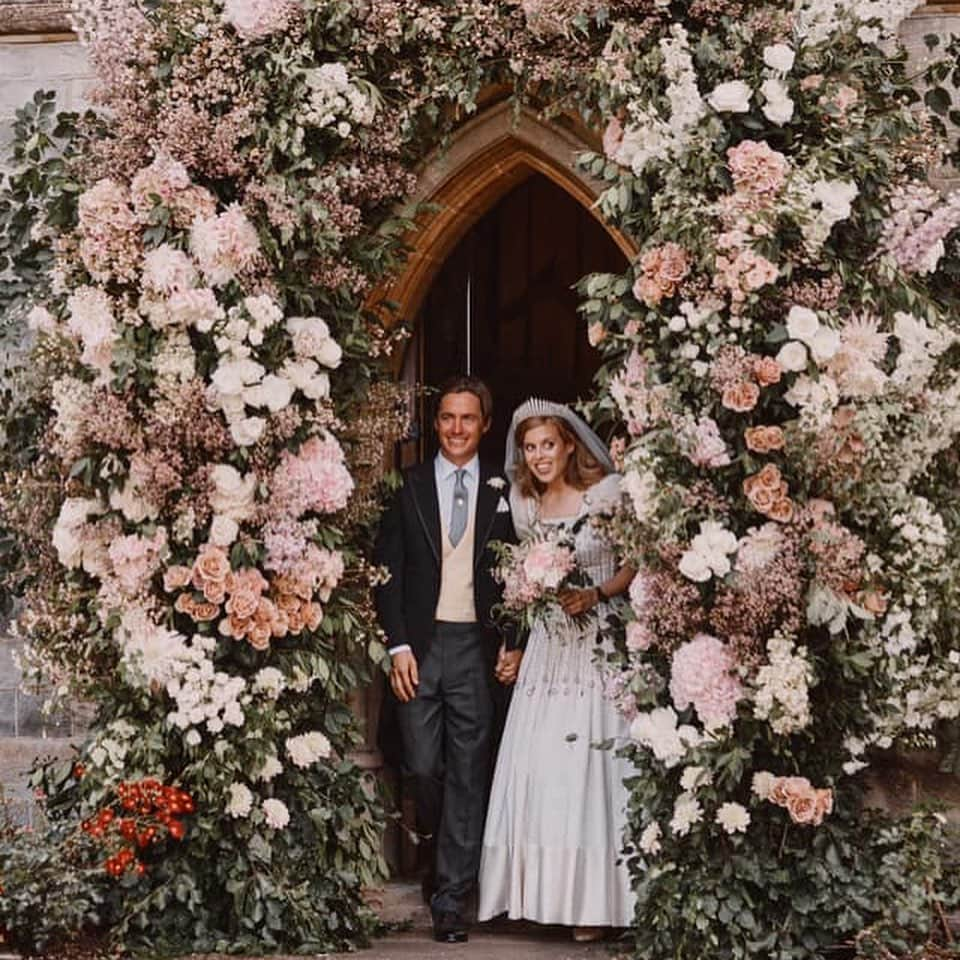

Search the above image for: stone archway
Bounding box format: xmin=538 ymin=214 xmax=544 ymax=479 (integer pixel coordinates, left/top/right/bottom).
xmin=371 ymin=98 xmax=638 ymax=341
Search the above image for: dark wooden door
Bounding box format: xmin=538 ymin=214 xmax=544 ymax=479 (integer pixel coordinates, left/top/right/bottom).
xmin=406 ymin=172 xmax=629 ymax=465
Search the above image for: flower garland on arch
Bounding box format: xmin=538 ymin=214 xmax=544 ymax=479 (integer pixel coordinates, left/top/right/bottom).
xmin=1 ymin=0 xmax=960 ymax=956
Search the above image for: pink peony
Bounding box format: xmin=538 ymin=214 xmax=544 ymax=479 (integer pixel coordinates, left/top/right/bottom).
xmin=670 ymin=633 xmax=743 ymax=730
xmin=223 ymin=0 xmax=302 ymax=40
xmin=190 ymin=203 xmax=262 ymax=287
xmin=521 ymin=540 xmax=576 ymax=591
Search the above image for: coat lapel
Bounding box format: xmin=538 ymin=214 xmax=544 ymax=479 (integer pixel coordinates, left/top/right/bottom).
xmin=408 ymin=462 xmax=441 ymax=568
xmin=474 ymin=462 xmax=500 ymax=570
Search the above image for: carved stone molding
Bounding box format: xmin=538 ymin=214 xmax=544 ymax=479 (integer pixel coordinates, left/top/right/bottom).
xmin=0 ymin=1 xmax=72 ymax=37
xmin=2 ymin=1 xmax=960 ymax=38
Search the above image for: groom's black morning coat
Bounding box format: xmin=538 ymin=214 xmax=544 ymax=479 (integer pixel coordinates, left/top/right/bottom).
xmin=374 ymin=459 xmax=518 ymax=661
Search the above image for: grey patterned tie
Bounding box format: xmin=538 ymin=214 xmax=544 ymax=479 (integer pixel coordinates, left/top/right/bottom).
xmin=449 ymin=468 xmax=468 ymax=547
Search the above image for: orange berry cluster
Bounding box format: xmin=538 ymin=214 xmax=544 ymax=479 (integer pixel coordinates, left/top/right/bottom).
xmin=81 ymin=778 xmax=196 ymax=878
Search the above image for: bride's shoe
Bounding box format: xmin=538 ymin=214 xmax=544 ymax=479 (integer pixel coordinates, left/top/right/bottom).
xmin=572 ymin=926 xmax=605 ymax=942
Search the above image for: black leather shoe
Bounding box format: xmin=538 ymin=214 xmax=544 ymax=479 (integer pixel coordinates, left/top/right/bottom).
xmin=433 ymin=911 xmax=469 ymax=944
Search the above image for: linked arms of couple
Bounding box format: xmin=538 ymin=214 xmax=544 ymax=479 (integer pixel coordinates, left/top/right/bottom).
xmin=388 ymin=563 xmax=636 ymax=704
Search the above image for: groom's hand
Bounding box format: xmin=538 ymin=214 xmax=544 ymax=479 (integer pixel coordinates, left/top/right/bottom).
xmin=495 ymin=644 xmax=522 ymax=686
xmin=390 ymin=650 xmax=419 ymax=702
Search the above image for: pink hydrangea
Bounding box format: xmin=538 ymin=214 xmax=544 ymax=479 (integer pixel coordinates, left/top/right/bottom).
xmin=130 ymin=153 xmax=192 ymax=216
xmin=141 ymin=244 xmax=199 ymax=295
xmin=270 ymin=434 xmax=354 ymax=518
xmin=727 ymin=140 xmax=788 ymax=198
xmin=670 ymin=633 xmax=743 ymax=730
xmin=223 ymin=0 xmax=302 ymax=41
xmin=77 ymin=178 xmax=140 ymax=283
xmin=66 ymin=286 xmax=117 ymax=379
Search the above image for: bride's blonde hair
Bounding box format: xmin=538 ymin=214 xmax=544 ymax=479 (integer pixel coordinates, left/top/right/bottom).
xmin=513 ymin=415 xmax=606 ymax=499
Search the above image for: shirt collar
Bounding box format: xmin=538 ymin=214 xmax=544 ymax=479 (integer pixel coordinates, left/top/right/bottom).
xmin=436 ymin=452 xmax=479 ymax=483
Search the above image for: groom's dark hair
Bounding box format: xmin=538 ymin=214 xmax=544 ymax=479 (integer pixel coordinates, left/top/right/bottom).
xmin=435 ymin=375 xmax=493 ymax=423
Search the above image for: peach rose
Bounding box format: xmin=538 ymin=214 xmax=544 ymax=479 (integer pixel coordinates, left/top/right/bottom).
xmin=276 ymin=592 xmax=300 ymax=615
xmin=203 ymin=579 xmax=227 ymax=605
xmin=193 ymin=545 xmax=231 ymax=587
xmin=226 ymin=567 xmax=268 ymax=596
xmin=248 ymin=625 xmax=271 ymax=651
xmin=175 ymin=593 xmax=196 ymax=616
xmin=757 ymin=463 xmax=784 ymax=490
xmin=861 ymin=590 xmax=888 ymax=615
xmin=745 ymin=425 xmax=785 ymax=454
xmin=722 ymin=380 xmax=760 ymax=413
xmin=163 ymin=565 xmax=193 ymax=592
xmin=753 ymin=356 xmax=782 ymax=386
xmin=220 ymin=615 xmax=250 ymax=641
xmin=191 ymin=602 xmax=220 ymax=622
xmin=769 ymin=776 xmax=809 ymax=806
xmin=302 ymin=602 xmax=323 ymax=632
xmin=747 ymin=485 xmax=778 ymax=513
xmin=226 ymin=589 xmax=259 ymax=621
xmin=768 ymin=497 xmax=795 ymax=524
xmin=785 ymin=786 xmax=819 ymax=825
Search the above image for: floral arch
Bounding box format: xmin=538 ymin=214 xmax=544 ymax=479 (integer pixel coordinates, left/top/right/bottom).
xmin=1 ymin=2 xmax=960 ymax=959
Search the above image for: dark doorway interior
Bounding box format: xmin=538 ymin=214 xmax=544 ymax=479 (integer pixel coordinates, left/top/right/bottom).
xmin=403 ymin=172 xmax=629 ymax=465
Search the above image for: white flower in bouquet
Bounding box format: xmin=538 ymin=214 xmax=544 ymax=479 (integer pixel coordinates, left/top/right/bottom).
xmin=209 ymin=515 xmax=239 ymax=547
xmin=639 ymin=821 xmax=663 ymax=855
xmin=263 ymin=797 xmax=290 ymax=829
xmin=286 ymin=731 xmax=332 ymax=768
xmin=785 ymin=306 xmax=820 ymax=343
xmin=226 ymin=782 xmax=254 ymax=818
xmin=776 ymin=340 xmax=809 ymax=373
xmin=670 ymin=792 xmax=704 ymax=836
xmin=52 ymin=497 xmax=106 ymax=568
xmin=230 ymin=416 xmax=267 ymax=447
xmin=287 ymin=316 xmax=343 ymax=368
xmin=716 ymin=802 xmax=751 ymax=834
xmin=753 ymin=635 xmax=814 ymax=735
xmin=707 ymin=80 xmax=752 ymax=113
xmin=281 ymin=358 xmax=331 ymax=400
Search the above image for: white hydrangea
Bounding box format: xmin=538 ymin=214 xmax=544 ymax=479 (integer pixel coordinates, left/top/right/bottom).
xmin=302 ymin=62 xmax=376 ymax=134
xmin=753 ymin=635 xmax=814 ymax=735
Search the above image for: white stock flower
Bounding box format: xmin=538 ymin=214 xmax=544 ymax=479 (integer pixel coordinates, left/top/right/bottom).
xmin=639 ymin=821 xmax=663 ymax=855
xmin=670 ymin=793 xmax=704 ymax=836
xmin=761 ymin=79 xmax=794 ymax=125
xmin=707 ymin=80 xmax=752 ymax=113
xmin=226 ymin=782 xmax=254 ymax=818
xmin=262 ymin=797 xmax=290 ymax=829
xmin=763 ymin=44 xmax=796 ymax=73
xmin=716 ymin=802 xmax=751 ymax=834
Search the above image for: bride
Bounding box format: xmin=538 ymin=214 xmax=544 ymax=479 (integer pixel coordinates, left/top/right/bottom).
xmin=478 ymin=398 xmax=636 ymax=941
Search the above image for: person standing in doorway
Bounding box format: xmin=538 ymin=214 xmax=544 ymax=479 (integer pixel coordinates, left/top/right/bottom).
xmin=375 ymin=375 xmax=521 ymax=944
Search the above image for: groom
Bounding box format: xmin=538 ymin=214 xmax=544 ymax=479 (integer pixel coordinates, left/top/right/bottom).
xmin=375 ymin=375 xmax=520 ymax=944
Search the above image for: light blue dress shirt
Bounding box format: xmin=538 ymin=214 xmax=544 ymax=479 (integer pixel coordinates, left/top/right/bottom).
xmin=388 ymin=453 xmax=480 ymax=657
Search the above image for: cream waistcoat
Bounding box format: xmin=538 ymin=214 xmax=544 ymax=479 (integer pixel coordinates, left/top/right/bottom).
xmin=435 ymin=501 xmax=477 ymax=623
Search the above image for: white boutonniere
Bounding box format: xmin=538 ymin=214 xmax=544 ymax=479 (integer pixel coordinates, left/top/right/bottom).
xmin=487 ymin=477 xmax=506 ymax=490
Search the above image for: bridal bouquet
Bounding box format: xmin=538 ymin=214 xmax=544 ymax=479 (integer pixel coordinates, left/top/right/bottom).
xmin=491 ymin=529 xmax=582 ymax=637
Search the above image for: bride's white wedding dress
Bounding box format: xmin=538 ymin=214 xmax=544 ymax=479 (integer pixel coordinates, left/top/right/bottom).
xmin=477 ymin=473 xmax=636 ymax=927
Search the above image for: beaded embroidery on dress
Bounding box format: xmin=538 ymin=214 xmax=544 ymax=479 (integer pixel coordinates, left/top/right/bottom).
xmin=478 ymin=473 xmax=636 ymax=927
